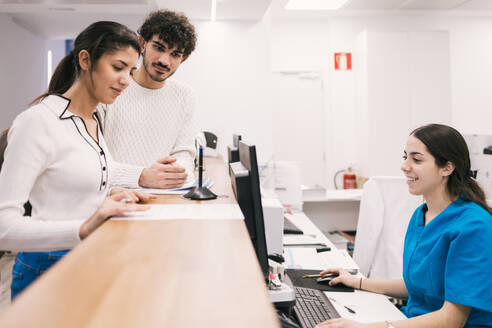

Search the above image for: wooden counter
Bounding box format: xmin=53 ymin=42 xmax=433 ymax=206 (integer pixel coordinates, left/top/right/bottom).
xmin=0 ymin=158 xmax=280 ymax=327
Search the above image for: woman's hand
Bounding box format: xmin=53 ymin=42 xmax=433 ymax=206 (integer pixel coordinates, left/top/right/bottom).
xmin=316 ymin=318 xmax=366 ymax=328
xmin=109 ymin=187 xmax=156 ymax=203
xmin=78 ymin=189 xmax=154 ymax=240
xmin=320 ymin=268 xmax=360 ymax=289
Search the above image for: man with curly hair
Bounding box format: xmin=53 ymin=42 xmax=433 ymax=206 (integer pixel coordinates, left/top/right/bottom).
xmin=99 ymin=10 xmax=198 ymax=189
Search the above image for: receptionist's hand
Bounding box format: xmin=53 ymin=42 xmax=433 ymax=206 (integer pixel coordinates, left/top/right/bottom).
xmin=320 ymin=268 xmax=360 ymax=289
xmin=139 ymin=156 xmax=187 ymax=189
xmin=316 ymin=318 xmax=366 ymax=328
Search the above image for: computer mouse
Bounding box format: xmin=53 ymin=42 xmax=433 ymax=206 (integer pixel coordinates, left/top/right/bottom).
xmin=316 ymin=275 xmax=338 ymax=285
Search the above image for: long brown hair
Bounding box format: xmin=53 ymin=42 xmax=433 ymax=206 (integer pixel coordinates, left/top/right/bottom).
xmin=412 ymin=124 xmax=492 ymax=215
xmin=32 ymin=21 xmax=140 ymax=104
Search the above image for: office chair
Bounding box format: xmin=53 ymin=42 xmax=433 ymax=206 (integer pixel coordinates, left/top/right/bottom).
xmin=353 ymin=176 xmax=422 ymax=280
xmin=0 ymin=129 xmax=7 ymax=259
xmin=0 ymin=128 xmax=8 ymax=171
xmin=198 ymin=131 xmax=218 ymax=157
xmin=203 ymin=131 xmax=218 ymax=150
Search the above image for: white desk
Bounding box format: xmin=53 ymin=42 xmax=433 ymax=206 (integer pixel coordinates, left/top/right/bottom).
xmin=283 ymin=212 xmax=406 ymax=323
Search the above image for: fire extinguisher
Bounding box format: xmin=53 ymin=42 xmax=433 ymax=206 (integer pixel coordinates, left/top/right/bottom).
xmin=334 ymin=167 xmax=357 ymax=190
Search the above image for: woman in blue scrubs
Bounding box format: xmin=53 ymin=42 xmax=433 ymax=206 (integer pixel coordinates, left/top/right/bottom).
xmin=316 ymin=124 xmax=492 ymax=328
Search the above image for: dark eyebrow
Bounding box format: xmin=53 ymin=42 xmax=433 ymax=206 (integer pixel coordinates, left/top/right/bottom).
xmin=115 ymin=60 xmax=136 ymax=71
xmin=152 ymin=40 xmax=166 ymax=48
xmin=403 ymin=150 xmax=424 ymax=156
xmin=116 ymin=60 xmax=128 ymax=67
xmin=152 ymin=40 xmax=183 ymax=54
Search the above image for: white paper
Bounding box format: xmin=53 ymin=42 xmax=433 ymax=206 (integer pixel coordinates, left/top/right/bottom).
xmin=284 ymin=247 xmax=323 ymax=269
xmin=326 ymin=291 xmax=406 ymax=322
xmin=111 ymin=204 xmax=244 ymax=221
xmin=283 ymin=234 xmax=325 ymax=246
xmin=138 ymin=179 xmax=214 ymax=195
xmin=283 ymin=247 xmax=358 ymax=270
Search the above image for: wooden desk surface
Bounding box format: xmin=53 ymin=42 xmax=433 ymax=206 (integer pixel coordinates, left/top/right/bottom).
xmin=0 ymin=158 xmax=280 ymax=327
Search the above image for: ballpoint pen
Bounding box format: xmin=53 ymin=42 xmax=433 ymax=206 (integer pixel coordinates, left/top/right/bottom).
xmin=301 ymin=273 xmax=336 ymax=278
xmin=328 ymin=296 xmax=356 ymax=314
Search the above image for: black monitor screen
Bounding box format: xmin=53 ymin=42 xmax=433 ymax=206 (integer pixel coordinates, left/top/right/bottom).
xmin=227 ymin=134 xmax=242 ymax=164
xmin=229 ymin=141 xmax=269 ymax=280
xmin=233 ymin=134 xmax=242 ymax=147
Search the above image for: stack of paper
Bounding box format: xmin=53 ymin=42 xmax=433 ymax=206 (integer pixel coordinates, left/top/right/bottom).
xmin=283 ymin=247 xmax=359 ymax=271
xmin=111 ymin=204 xmax=244 ymax=221
xmin=138 ymin=178 xmax=214 ymax=195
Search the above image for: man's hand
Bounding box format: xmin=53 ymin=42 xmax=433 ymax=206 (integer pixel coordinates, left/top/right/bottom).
xmin=138 ymin=156 xmax=188 ymax=189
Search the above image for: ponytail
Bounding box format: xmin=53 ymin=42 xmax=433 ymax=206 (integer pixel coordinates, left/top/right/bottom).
xmin=30 ymin=52 xmax=77 ymax=105
xmin=462 ymin=176 xmax=492 ymax=215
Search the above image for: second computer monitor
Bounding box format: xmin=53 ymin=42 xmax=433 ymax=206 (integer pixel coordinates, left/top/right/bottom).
xmin=227 ymin=134 xmax=242 ymax=164
xmin=229 ymin=141 xmax=269 ymax=280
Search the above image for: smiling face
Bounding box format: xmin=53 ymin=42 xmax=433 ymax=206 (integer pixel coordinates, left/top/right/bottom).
xmin=140 ymin=35 xmax=187 ymax=84
xmin=401 ymin=135 xmax=454 ymax=199
xmin=90 ymin=46 xmax=139 ymax=104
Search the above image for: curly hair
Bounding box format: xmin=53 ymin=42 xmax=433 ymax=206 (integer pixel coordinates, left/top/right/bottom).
xmin=138 ymin=10 xmax=197 ymax=57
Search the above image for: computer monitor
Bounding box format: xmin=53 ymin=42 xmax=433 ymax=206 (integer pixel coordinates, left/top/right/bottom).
xmin=227 ymin=134 xmax=242 ymax=164
xmin=229 ymin=141 xmax=269 ymax=280
xmin=233 ymin=134 xmax=242 ymax=147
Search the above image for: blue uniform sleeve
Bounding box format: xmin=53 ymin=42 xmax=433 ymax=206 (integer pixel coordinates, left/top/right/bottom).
xmin=445 ymin=213 xmax=492 ymax=312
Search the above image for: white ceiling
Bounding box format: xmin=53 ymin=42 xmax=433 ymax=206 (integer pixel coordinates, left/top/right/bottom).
xmin=2 ymin=0 xmax=492 ymax=39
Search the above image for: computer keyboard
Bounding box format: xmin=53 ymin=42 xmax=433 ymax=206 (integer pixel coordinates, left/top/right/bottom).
xmin=293 ymin=287 xmax=340 ymax=328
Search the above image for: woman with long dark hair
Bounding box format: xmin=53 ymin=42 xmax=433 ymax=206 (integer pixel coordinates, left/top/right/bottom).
xmin=317 ymin=124 xmax=492 ymax=328
xmin=0 ymin=21 xmax=153 ymax=299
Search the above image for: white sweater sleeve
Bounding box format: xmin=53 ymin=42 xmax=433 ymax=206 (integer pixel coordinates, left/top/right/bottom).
xmin=108 ymin=161 xmax=144 ymax=188
xmin=0 ymin=112 xmax=82 ymax=252
xmin=97 ymin=103 xmax=145 ymax=188
xmin=171 ymin=87 xmax=197 ymax=179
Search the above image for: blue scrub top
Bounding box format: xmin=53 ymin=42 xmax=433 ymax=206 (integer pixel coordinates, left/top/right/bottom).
xmin=402 ymin=195 xmax=492 ymax=327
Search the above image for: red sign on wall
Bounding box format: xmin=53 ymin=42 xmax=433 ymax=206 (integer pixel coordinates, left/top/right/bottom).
xmin=334 ymin=52 xmax=352 ymax=70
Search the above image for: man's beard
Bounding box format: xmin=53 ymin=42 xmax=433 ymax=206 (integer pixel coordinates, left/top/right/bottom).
xmin=142 ymin=51 xmax=174 ymax=83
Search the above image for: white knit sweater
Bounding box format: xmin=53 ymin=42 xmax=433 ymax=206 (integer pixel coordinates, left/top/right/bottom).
xmin=0 ymin=95 xmax=135 ymax=252
xmin=99 ymin=78 xmax=197 ymax=179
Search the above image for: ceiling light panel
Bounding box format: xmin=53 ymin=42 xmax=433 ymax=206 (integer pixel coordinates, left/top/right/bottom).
xmin=455 ymin=0 xmax=492 ymax=10
xmin=399 ymin=0 xmax=470 ymax=10
xmin=0 ymin=0 xmax=148 ymax=3
xmin=285 ymin=0 xmax=351 ymax=10
xmin=343 ymin=0 xmax=408 ymax=10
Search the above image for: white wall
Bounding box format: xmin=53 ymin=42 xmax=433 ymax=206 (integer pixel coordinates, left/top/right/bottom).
xmin=46 ymin=39 xmax=67 ymax=79
xmin=3 ymin=13 xmax=492 ymax=188
xmin=450 ymin=18 xmax=492 ymax=135
xmin=0 ymin=14 xmax=46 ymax=132
xmin=270 ymin=15 xmax=491 ymax=185
xmin=173 ymin=20 xmax=274 ymax=163
xmin=356 ymin=30 xmax=452 ymax=176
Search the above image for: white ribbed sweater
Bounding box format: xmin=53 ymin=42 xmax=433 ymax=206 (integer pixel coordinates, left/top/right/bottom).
xmin=99 ymin=78 xmax=197 ymax=178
